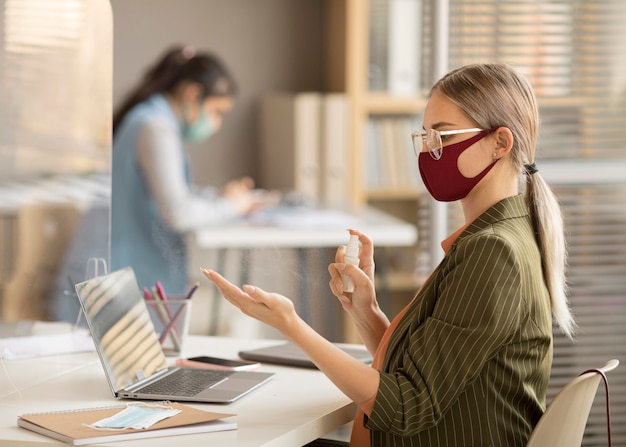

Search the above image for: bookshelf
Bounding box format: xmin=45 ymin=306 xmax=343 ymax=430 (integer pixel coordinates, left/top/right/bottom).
xmin=363 ymin=93 xmax=425 ymax=115
xmin=325 ymin=0 xmax=425 ymax=311
xmin=321 ymin=2 xmax=626 ymax=437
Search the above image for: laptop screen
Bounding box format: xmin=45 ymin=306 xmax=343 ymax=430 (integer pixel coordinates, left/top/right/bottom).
xmin=75 ymin=267 xmax=167 ymax=392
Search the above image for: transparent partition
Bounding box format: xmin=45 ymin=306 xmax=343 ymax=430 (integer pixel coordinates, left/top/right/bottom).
xmin=0 ymin=0 xmax=112 ymax=323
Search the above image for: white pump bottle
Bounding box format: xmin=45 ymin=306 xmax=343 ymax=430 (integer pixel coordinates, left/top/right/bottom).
xmin=342 ymin=234 xmax=360 ymax=293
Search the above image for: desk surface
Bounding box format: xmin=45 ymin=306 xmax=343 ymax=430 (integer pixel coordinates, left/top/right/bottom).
xmin=0 ymin=336 xmax=355 ymax=447
xmin=189 ymin=206 xmax=417 ymax=249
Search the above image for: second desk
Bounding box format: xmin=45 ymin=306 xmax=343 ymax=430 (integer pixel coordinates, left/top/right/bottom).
xmin=186 ymin=206 xmax=418 ymax=340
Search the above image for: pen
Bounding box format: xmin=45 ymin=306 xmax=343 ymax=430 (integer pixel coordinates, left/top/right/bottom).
xmin=144 ymin=286 xmax=168 ymax=324
xmin=156 ymin=282 xmax=177 ymax=324
xmin=155 ymin=281 xmax=168 ymax=303
xmin=153 ymin=282 xmax=182 ymax=351
xmin=142 ymin=287 xmax=154 ymax=302
xmin=144 ymin=286 xmax=178 ymax=348
xmin=185 ymin=282 xmax=199 ymax=300
xmin=158 ymin=301 xmax=188 ymax=346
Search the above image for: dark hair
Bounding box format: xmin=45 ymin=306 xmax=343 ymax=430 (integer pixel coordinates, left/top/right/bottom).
xmin=112 ymin=45 xmax=238 ymax=134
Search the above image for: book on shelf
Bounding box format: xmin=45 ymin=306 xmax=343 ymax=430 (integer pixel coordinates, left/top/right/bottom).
xmin=17 ymin=401 xmax=236 ymax=445
xmin=320 ymin=93 xmax=350 ymax=207
xmin=259 ymin=92 xmax=351 ymax=207
xmin=365 ymin=116 xmax=421 ymax=190
xmin=368 ymin=0 xmax=390 ymax=92
xmin=259 ymin=92 xmax=322 ymax=203
xmin=388 ymin=0 xmax=421 ymax=96
xmin=369 ymin=0 xmax=422 ymax=95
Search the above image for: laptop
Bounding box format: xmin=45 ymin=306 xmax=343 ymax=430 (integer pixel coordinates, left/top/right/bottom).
xmin=75 ymin=267 xmax=273 ymax=404
xmin=239 ymin=341 xmax=372 ymax=369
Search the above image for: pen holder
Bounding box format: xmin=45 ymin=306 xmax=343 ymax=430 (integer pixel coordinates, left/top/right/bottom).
xmin=145 ymin=298 xmax=192 ymax=356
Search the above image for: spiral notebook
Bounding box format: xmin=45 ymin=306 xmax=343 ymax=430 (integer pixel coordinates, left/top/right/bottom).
xmin=17 ymin=402 xmax=236 ymax=445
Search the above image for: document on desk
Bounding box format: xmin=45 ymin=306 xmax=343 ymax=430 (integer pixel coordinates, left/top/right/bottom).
xmin=0 ymin=321 xmax=94 ymax=360
xmin=248 ymin=207 xmax=363 ymax=229
xmin=17 ymin=402 xmax=236 ymax=445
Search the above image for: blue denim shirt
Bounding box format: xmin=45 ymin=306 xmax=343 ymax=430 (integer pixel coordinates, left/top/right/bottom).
xmin=111 ymin=94 xmax=189 ymax=294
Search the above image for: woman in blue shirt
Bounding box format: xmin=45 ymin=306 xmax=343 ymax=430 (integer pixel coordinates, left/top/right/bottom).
xmin=111 ymin=46 xmax=259 ymax=294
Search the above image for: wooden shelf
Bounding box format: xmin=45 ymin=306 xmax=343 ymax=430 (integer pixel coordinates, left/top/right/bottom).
xmin=376 ymin=271 xmax=425 ymax=292
xmin=329 ymin=2 xmax=426 ymax=341
xmin=363 ymin=92 xmax=427 ymax=115
xmin=332 ymin=1 xmax=429 ymax=207
xmin=366 ymin=187 xmax=422 ymax=201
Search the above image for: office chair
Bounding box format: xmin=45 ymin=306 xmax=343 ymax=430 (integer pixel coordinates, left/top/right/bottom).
xmin=526 ymin=358 xmax=619 ymax=447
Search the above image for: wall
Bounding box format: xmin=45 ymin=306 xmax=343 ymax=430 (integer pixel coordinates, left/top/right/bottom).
xmin=110 ymin=1 xmax=344 ymax=338
xmin=110 ymin=0 xmax=326 ymax=187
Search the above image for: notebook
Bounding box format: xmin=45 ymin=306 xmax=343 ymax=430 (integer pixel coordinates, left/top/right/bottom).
xmin=74 ymin=267 xmax=273 ymax=404
xmin=239 ymin=341 xmax=372 ymax=369
xmin=18 ymin=402 xmax=236 ymax=445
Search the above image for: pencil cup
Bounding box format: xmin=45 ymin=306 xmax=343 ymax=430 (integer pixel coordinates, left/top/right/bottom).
xmin=145 ymin=298 xmax=192 ymax=356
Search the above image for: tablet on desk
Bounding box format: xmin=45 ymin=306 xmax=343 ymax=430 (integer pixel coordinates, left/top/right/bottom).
xmin=238 ymin=341 xmax=372 ymax=369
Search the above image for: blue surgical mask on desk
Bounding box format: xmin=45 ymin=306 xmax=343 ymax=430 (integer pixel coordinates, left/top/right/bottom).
xmin=91 ymin=404 xmax=181 ymax=430
xmin=181 ymin=103 xmax=215 ymax=143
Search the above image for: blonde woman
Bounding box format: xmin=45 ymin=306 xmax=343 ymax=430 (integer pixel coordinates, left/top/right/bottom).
xmin=203 ymin=63 xmax=574 ymax=447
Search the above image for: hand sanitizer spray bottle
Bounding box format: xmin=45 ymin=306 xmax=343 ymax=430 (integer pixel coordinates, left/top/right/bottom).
xmin=342 ymin=234 xmax=360 ymax=293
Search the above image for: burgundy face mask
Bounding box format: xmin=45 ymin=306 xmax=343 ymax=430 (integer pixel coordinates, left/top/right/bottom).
xmin=418 ymin=128 xmax=498 ymax=202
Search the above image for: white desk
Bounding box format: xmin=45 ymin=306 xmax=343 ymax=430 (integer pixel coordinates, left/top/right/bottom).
xmin=0 ymin=335 xmax=355 ymax=446
xmin=186 ymin=206 xmax=417 ymax=338
xmin=188 ymin=206 xmax=417 ymax=249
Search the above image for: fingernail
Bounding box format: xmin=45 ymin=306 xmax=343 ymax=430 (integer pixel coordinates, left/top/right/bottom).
xmin=242 ymin=284 xmax=256 ymax=294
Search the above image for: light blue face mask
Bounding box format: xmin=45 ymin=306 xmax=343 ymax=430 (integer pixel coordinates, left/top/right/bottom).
xmin=90 ymin=404 xmax=181 ymax=430
xmin=181 ymin=101 xmax=215 ymax=143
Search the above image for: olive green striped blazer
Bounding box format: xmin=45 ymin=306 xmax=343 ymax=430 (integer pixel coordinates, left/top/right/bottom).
xmin=364 ymin=194 xmax=553 ymax=447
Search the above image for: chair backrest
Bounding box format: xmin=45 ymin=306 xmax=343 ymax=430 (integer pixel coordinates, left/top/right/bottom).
xmin=526 ymin=359 xmax=619 ymax=447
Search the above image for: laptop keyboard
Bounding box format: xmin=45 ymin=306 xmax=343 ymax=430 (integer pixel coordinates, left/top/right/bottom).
xmin=139 ymin=368 xmax=235 ymax=397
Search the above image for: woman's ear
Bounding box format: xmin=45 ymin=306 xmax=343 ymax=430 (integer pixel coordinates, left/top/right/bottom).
xmin=493 ymin=127 xmax=514 ymax=159
xmin=180 ymin=81 xmax=203 ymax=103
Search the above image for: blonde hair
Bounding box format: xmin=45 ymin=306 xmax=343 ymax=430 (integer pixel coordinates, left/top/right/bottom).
xmin=432 ymin=63 xmax=575 ymax=338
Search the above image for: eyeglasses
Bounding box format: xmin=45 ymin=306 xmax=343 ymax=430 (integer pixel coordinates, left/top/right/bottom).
xmin=411 ymin=128 xmax=484 ymax=160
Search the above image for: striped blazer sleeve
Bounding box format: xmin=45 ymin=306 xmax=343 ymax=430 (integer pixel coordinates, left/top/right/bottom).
xmin=363 ymin=195 xmax=552 ymax=447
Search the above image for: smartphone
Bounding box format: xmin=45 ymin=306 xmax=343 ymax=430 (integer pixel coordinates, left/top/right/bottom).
xmin=176 ymin=355 xmax=261 ymax=371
